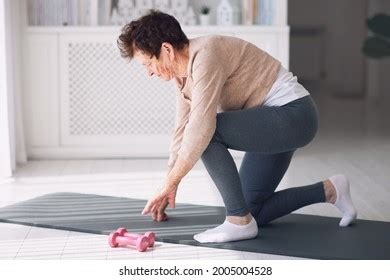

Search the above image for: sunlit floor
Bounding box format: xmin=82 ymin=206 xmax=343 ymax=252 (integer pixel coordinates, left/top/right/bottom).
xmin=1 ymin=90 xmax=389 ymax=260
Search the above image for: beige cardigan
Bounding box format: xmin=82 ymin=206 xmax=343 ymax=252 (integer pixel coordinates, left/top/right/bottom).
xmin=168 ymin=35 xmax=281 ymax=168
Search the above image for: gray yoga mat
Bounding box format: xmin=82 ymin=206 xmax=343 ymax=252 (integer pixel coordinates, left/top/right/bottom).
xmin=0 ymin=192 xmax=389 ymax=259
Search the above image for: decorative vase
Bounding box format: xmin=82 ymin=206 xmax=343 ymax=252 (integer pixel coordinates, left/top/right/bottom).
xmin=199 ymin=14 xmax=210 ymax=25
xmin=217 ymin=0 xmax=233 ymax=25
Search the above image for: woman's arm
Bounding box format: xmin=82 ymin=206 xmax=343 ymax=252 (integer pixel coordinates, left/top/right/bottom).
xmin=143 ymin=45 xmax=227 ymax=219
xmin=142 ymin=92 xmax=190 ymax=220
xmin=166 ymin=155 xmax=194 ymax=186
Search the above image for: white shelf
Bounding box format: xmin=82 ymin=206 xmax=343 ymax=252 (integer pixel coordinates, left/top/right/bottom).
xmin=25 ymin=25 xmax=289 ymax=34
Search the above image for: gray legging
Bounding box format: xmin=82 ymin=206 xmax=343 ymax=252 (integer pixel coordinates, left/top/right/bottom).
xmin=201 ymin=95 xmax=326 ymax=225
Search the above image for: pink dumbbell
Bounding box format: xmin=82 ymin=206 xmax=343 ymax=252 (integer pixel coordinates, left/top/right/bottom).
xmin=116 ymin=228 xmax=155 ymax=248
xmin=108 ymin=231 xmax=149 ymax=252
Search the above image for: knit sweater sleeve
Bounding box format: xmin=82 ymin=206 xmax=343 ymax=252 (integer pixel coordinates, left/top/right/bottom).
xmin=177 ymin=48 xmax=227 ymax=166
xmin=167 ymin=91 xmax=191 ymax=168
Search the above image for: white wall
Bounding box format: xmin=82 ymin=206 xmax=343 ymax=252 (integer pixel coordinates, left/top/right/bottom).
xmin=289 ymin=0 xmax=367 ymax=96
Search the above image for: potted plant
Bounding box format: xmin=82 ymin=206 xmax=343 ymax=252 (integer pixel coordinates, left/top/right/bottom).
xmin=362 ymin=13 xmax=390 ymax=58
xmin=362 ymin=13 xmax=390 ymax=103
xmin=199 ymin=6 xmax=211 ymax=26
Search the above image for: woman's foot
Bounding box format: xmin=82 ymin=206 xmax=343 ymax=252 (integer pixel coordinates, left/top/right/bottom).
xmin=193 ymin=213 xmax=258 ymax=243
xmin=324 ymin=174 xmax=357 ymax=226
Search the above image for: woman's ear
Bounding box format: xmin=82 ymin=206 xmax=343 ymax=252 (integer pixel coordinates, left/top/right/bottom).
xmin=162 ymin=42 xmax=175 ymax=61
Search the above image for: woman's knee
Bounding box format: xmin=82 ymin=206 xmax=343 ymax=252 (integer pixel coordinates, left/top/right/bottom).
xmin=251 ymin=209 xmax=272 ymax=226
xmin=255 ymin=216 xmax=270 ymax=226
xmin=248 ymin=204 xmax=272 ymax=226
xmin=247 ymin=204 xmax=262 ymax=219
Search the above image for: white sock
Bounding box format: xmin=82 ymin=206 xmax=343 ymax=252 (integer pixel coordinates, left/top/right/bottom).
xmin=193 ymin=217 xmax=258 ymax=243
xmin=329 ymin=174 xmax=358 ymax=227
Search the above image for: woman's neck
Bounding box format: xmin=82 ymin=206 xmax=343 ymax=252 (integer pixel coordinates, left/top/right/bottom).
xmin=175 ymin=44 xmax=189 ymax=78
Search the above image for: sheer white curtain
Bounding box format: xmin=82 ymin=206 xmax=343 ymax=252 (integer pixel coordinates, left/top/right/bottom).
xmin=0 ymin=0 xmax=13 ymax=179
xmin=0 ymin=0 xmax=27 ymax=180
xmin=10 ymin=0 xmax=28 ymax=166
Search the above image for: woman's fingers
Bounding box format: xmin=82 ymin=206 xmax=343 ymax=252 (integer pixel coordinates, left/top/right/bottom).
xmin=142 ymin=194 xmax=164 ymax=215
xmin=156 ymin=199 xmax=168 ymax=222
xmin=167 ymin=192 xmax=176 ymax=209
xmin=152 ymin=210 xmax=168 ymax=222
xmin=142 ymin=199 xmax=153 ymax=215
xmin=148 ymin=198 xmax=169 ymax=222
xmin=142 ymin=197 xmax=158 ymax=215
xmin=150 ymin=202 xmax=159 ymax=214
xmin=142 ymin=185 xmax=177 ymax=217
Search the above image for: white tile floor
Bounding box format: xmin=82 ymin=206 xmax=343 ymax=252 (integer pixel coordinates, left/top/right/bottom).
xmin=0 ymin=92 xmax=389 ymax=260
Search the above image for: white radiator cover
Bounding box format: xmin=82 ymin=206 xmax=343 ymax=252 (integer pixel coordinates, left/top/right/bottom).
xmin=23 ymin=26 xmax=289 ymax=159
xmin=64 ymin=36 xmax=176 ymax=137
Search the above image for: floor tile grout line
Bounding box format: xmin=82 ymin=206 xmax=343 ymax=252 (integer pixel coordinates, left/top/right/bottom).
xmin=13 ymin=226 xmax=32 ymax=259
xmin=59 ymin=231 xmax=71 ymax=259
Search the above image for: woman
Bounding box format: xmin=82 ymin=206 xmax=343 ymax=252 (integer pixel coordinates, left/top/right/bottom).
xmin=117 ymin=10 xmax=357 ymax=243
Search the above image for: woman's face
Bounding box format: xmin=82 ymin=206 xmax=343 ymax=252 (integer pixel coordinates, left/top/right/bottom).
xmin=134 ymin=43 xmax=176 ymax=81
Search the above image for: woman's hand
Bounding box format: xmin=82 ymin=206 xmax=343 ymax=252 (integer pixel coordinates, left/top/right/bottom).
xmin=142 ymin=182 xmax=179 ymax=221
xmin=151 ymin=200 xmax=169 ymax=222
xmin=142 ymin=156 xmax=191 ymax=221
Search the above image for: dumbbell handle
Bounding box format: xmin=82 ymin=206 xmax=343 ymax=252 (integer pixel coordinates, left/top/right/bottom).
xmin=115 ymin=228 xmax=155 ymax=247
xmin=124 ymin=232 xmax=155 ymax=247
xmin=116 ymin=235 xmax=138 ymax=245
xmin=109 ymin=232 xmax=149 ymax=252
